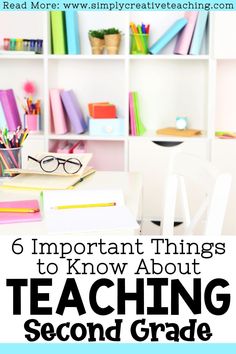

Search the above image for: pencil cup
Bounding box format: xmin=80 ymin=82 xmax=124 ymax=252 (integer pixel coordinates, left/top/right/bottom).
xmin=0 ymin=147 xmax=22 ymax=177
xmin=24 ymin=114 xmax=40 ymax=132
xmin=130 ymin=34 xmax=149 ymax=55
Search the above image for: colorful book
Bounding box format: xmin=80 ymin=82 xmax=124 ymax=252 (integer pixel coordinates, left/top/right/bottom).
xmin=49 ymin=89 xmax=68 ymax=134
xmin=60 ymin=90 xmax=87 ymax=134
xmin=65 ymin=12 xmax=80 ymax=55
xmin=89 ymin=103 xmax=117 ymax=119
xmin=129 ymin=92 xmax=136 ymax=136
xmin=0 ymin=100 xmax=6 ymax=129
xmin=149 ymin=18 xmax=188 ymax=55
xmin=156 ymin=127 xmax=201 ymax=137
xmin=0 ymin=200 xmax=41 ymax=224
xmin=50 ymin=11 xmax=67 ymax=54
xmin=174 ymin=12 xmax=199 ymax=55
xmin=189 ymin=12 xmax=208 ymax=55
xmin=132 ymin=92 xmax=146 ymax=136
xmin=0 ymin=89 xmax=21 ymax=131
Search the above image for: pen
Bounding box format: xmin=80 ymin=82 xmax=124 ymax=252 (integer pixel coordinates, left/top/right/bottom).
xmin=0 ymin=207 xmax=40 ymax=213
xmin=52 ymin=202 xmax=116 ymax=210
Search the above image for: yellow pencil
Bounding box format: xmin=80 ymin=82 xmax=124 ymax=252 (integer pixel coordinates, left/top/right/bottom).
xmin=53 ymin=202 xmax=116 ymax=210
xmin=0 ymin=207 xmax=39 ymax=213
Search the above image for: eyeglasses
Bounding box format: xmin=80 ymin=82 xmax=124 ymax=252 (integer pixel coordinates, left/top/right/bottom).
xmin=28 ymin=155 xmax=83 ymax=174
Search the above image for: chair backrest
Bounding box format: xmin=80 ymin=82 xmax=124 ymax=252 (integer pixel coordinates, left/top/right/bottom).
xmin=161 ymin=152 xmax=232 ymax=236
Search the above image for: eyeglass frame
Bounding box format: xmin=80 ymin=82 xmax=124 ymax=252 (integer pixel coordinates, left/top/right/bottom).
xmin=28 ymin=155 xmax=83 ymax=174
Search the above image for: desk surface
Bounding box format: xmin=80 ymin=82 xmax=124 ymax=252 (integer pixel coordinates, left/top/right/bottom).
xmin=0 ymin=172 xmax=142 ymax=236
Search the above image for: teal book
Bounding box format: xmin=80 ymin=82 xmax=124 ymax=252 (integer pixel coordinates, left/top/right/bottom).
xmin=65 ymin=12 xmax=80 ymax=54
xmin=0 ymin=100 xmax=6 ymax=129
xmin=190 ymin=12 xmax=208 ymax=55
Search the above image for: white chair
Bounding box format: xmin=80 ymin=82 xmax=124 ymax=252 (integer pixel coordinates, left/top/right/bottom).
xmin=161 ymin=152 xmax=232 ymax=236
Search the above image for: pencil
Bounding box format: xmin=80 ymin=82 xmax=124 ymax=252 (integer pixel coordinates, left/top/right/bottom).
xmin=0 ymin=207 xmax=40 ymax=213
xmin=53 ymin=202 xmax=116 ymax=210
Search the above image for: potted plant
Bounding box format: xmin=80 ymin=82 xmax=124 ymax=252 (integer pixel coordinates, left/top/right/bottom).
xmin=89 ymin=30 xmax=105 ymax=55
xmin=104 ymin=28 xmax=122 ymax=55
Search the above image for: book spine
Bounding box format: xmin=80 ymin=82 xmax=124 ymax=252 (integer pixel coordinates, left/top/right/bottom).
xmin=149 ymin=18 xmax=188 ymax=55
xmin=189 ymin=12 xmax=208 ymax=55
xmin=49 ymin=89 xmax=68 ymax=134
xmin=60 ymin=90 xmax=87 ymax=134
xmin=0 ymin=90 xmax=21 ymax=131
xmin=65 ymin=12 xmax=80 ymax=55
xmin=174 ymin=12 xmax=199 ymax=55
xmin=0 ymin=100 xmax=7 ymax=129
xmin=50 ymin=11 xmax=67 ymax=54
xmin=133 ymin=92 xmax=146 ymax=136
xmin=129 ymin=92 xmax=136 ymax=136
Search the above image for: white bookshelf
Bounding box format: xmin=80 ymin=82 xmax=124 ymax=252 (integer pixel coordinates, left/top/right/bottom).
xmin=0 ymin=11 xmax=236 ymax=234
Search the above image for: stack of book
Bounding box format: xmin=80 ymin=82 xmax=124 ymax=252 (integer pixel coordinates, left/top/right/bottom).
xmin=0 ymin=89 xmax=21 ymax=131
xmin=129 ymin=92 xmax=146 ymax=136
xmin=50 ymin=11 xmax=80 ymax=55
xmin=149 ymin=12 xmax=209 ymax=55
xmin=50 ymin=89 xmax=87 ymax=135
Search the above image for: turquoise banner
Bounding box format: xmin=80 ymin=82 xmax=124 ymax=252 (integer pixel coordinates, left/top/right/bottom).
xmin=0 ymin=344 xmax=236 ymax=353
xmin=0 ymin=0 xmax=235 ymax=11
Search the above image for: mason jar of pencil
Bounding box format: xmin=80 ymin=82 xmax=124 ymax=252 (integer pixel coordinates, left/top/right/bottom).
xmin=130 ymin=34 xmax=149 ymax=55
xmin=0 ymin=147 xmax=22 ymax=177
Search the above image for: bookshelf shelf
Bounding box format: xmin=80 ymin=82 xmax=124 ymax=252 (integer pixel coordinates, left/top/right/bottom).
xmin=129 ymin=55 xmax=210 ymax=61
xmin=1 ymin=11 xmax=236 ymax=234
xmin=48 ymin=134 xmax=126 ymax=142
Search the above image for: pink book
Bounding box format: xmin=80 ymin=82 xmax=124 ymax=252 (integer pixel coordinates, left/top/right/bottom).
xmin=0 ymin=200 xmax=41 ymax=224
xmin=129 ymin=92 xmax=136 ymax=136
xmin=174 ymin=12 xmax=199 ymax=55
xmin=49 ymin=89 xmax=68 ymax=134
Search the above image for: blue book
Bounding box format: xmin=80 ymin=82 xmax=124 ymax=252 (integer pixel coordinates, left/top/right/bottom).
xmin=0 ymin=100 xmax=7 ymax=129
xmin=190 ymin=12 xmax=208 ymax=55
xmin=65 ymin=12 xmax=80 ymax=55
xmin=149 ymin=18 xmax=188 ymax=55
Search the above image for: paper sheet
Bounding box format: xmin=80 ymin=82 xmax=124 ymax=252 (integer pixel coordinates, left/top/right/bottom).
xmin=43 ymin=189 xmax=139 ymax=234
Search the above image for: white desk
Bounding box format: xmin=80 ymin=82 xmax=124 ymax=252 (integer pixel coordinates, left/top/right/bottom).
xmin=0 ymin=172 xmax=142 ymax=236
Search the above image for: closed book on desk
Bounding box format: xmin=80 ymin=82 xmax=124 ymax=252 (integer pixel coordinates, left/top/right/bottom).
xmin=50 ymin=11 xmax=67 ymax=54
xmin=1 ymin=167 xmax=95 ymax=191
xmin=0 ymin=200 xmax=41 ymax=224
xmin=174 ymin=12 xmax=199 ymax=55
xmin=190 ymin=12 xmax=208 ymax=55
xmin=50 ymin=89 xmax=68 ymax=134
xmin=65 ymin=12 xmax=80 ymax=54
xmin=61 ymin=90 xmax=87 ymax=134
xmin=0 ymin=89 xmax=21 ymax=131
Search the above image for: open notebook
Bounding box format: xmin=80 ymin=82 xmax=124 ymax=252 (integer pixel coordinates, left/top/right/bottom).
xmin=43 ymin=189 xmax=139 ymax=234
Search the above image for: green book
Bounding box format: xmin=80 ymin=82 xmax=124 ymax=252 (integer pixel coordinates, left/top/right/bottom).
xmin=133 ymin=92 xmax=146 ymax=136
xmin=50 ymin=11 xmax=67 ymax=54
